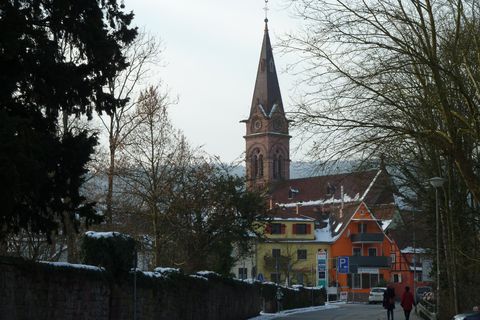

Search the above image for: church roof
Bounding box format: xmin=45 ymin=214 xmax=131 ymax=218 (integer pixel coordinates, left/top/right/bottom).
xmin=271 ymin=169 xmax=396 ymax=207
xmin=249 ymin=20 xmax=284 ymax=119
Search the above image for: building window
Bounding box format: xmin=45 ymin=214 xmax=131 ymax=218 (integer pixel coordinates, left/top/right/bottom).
xmin=417 ymin=272 xmax=422 ymax=282
xmin=361 ymin=273 xmax=370 ymax=289
xmin=250 ymin=148 xmax=263 ymax=179
xmin=368 ymin=248 xmax=377 ymax=257
xmin=238 ymin=267 xmax=248 ymax=280
xmin=258 ymin=154 xmax=264 ymax=177
xmin=358 ymin=223 xmax=367 ymax=233
xmin=251 ymin=154 xmax=257 ymax=178
xmin=353 ymin=247 xmax=362 ymax=256
xmin=296 ymin=272 xmax=304 ymax=285
xmin=288 ymin=187 xmax=299 ymax=199
xmin=271 ymin=273 xmax=281 ymax=283
xmin=272 ymin=248 xmax=281 ymax=258
xmin=273 ymin=149 xmax=283 ymax=179
xmin=348 ymin=273 xmax=380 ymax=288
xmin=293 ymin=224 xmax=309 ymax=234
xmin=270 ymin=223 xmax=284 ymax=234
xmin=390 ymin=253 xmax=396 ymax=263
xmin=326 ymin=183 xmax=336 ymax=195
xmin=297 ymin=249 xmax=307 ymax=260
xmin=392 ymin=273 xmax=402 ymax=283
xmin=278 ymin=154 xmax=283 ymax=178
xmin=349 ymin=273 xmax=361 ymax=289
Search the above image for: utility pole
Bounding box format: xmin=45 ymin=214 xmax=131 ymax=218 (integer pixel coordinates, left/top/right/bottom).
xmin=429 ymin=177 xmax=445 ymax=320
xmin=413 ymin=209 xmax=417 ymax=309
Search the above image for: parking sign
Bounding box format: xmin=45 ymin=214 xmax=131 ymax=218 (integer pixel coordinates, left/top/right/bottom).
xmin=337 ymin=256 xmax=349 ymax=274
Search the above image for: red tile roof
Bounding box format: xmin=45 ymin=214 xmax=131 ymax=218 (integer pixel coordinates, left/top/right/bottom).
xmin=270 ymin=169 xmax=395 ymax=207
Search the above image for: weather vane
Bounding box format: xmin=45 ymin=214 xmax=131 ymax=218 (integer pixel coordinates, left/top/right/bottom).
xmin=263 ymin=0 xmax=269 ymax=22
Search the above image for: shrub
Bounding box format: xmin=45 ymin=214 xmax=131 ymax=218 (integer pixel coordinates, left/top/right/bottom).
xmin=80 ymin=231 xmax=136 ymax=279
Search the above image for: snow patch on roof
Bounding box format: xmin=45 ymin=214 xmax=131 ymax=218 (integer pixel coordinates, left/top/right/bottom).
xmin=401 ymin=247 xmax=428 ymax=254
xmin=314 ymin=219 xmax=340 ymax=242
xmin=39 ymin=261 xmax=104 ymax=272
xmin=381 ymin=220 xmax=392 ymax=231
xmin=277 ymin=193 xmax=360 ymax=208
xmin=360 ymin=170 xmax=382 ymax=201
xmin=334 ymin=222 xmax=343 ymax=233
xmin=268 ymin=103 xmax=278 ymax=117
xmin=258 ymin=104 xmax=267 ymax=117
xmin=271 ymin=216 xmax=314 ymax=221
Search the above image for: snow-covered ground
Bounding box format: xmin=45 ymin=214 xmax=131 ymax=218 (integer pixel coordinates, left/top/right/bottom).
xmin=248 ymin=303 xmax=340 ymax=319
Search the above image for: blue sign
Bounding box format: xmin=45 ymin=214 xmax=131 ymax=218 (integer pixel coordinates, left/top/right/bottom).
xmin=257 ymin=273 xmax=265 ymax=282
xmin=337 ymin=256 xmax=349 ymax=274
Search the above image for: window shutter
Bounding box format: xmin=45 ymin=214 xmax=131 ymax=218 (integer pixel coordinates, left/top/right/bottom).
xmin=266 ymin=224 xmax=272 ymax=234
xmin=292 ymin=224 xmax=297 ymax=234
xmin=306 ymin=224 xmax=312 ymax=234
xmin=281 ymin=224 xmax=286 ymax=234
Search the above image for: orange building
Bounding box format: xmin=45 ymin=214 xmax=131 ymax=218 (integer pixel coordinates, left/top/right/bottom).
xmin=326 ymin=202 xmax=411 ymax=300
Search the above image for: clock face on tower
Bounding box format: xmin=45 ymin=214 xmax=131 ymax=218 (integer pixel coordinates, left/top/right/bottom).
xmin=272 ymin=117 xmax=284 ymax=131
xmin=252 ymin=118 xmax=262 ymax=132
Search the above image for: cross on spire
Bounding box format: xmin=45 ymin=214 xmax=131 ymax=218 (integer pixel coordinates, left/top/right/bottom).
xmin=263 ymin=0 xmax=269 ymax=23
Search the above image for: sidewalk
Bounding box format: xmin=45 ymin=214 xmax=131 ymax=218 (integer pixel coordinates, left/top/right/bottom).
xmin=248 ymin=303 xmax=340 ymax=319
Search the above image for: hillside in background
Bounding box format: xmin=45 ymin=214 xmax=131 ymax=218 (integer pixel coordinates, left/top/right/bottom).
xmin=228 ymin=159 xmax=375 ymax=179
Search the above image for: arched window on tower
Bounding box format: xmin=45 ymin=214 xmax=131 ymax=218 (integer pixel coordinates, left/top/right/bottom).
xmin=278 ymin=154 xmax=283 ymax=179
xmin=273 ymin=155 xmax=278 ymax=179
xmin=259 ymin=154 xmax=264 ymax=177
xmin=251 ymin=148 xmax=263 ymax=180
xmin=273 ymin=149 xmax=284 ymax=179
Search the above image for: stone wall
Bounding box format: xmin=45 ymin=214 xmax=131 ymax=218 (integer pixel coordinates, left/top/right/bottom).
xmin=0 ymin=257 xmax=261 ymax=320
xmin=0 ymin=257 xmax=325 ymax=319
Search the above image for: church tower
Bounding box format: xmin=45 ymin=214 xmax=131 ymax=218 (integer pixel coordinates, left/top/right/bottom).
xmin=242 ymin=18 xmax=291 ymax=190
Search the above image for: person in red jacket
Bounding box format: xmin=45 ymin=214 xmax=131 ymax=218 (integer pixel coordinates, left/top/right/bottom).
xmin=401 ymin=286 xmax=416 ymax=320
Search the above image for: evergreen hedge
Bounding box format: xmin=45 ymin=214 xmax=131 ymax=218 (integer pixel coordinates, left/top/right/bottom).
xmin=80 ymin=231 xmax=136 ymax=279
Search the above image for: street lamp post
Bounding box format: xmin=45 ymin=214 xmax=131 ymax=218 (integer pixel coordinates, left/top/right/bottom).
xmin=413 ymin=209 xmax=416 ymax=310
xmin=429 ymin=176 xmax=445 ymax=320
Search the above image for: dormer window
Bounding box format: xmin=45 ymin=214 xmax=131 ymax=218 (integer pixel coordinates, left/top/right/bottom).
xmin=326 ymin=182 xmax=336 ymax=195
xmin=288 ymin=187 xmax=299 ymax=199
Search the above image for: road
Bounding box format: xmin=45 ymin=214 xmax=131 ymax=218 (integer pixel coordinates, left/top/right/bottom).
xmin=271 ymin=303 xmax=422 ymax=320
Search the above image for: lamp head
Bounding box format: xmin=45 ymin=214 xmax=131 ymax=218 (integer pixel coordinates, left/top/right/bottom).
xmin=429 ymin=177 xmax=446 ymax=188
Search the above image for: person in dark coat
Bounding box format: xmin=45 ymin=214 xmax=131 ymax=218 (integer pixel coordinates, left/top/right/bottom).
xmin=401 ymin=286 xmax=415 ymax=320
xmin=383 ymin=284 xmax=396 ymax=320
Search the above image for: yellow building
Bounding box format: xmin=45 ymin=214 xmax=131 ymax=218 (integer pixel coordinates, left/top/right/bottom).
xmin=256 ymin=212 xmax=331 ymax=286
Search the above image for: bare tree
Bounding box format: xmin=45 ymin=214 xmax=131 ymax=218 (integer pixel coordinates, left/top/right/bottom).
xmin=98 ymin=32 xmax=163 ymax=226
xmin=284 ymin=0 xmax=480 ymax=201
xmin=119 ymin=85 xmax=191 ymax=266
xmin=282 ymin=0 xmax=480 ymax=317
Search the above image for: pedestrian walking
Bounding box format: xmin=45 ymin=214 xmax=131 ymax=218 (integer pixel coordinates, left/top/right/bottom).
xmin=401 ymin=286 xmax=415 ymax=320
xmin=383 ymin=284 xmax=396 ymax=320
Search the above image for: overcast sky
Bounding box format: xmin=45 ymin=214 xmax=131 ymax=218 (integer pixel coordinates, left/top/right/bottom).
xmin=123 ymin=1 xmax=305 ymax=164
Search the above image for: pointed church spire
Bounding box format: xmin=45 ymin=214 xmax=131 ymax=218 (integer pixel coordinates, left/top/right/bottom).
xmin=249 ymin=11 xmax=284 ymax=119
xmin=243 ymin=10 xmax=291 ymax=191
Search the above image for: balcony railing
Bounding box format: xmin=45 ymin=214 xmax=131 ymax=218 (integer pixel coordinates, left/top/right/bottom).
xmin=348 ymin=256 xmax=391 ymax=271
xmin=350 ymin=233 xmax=384 ymax=243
